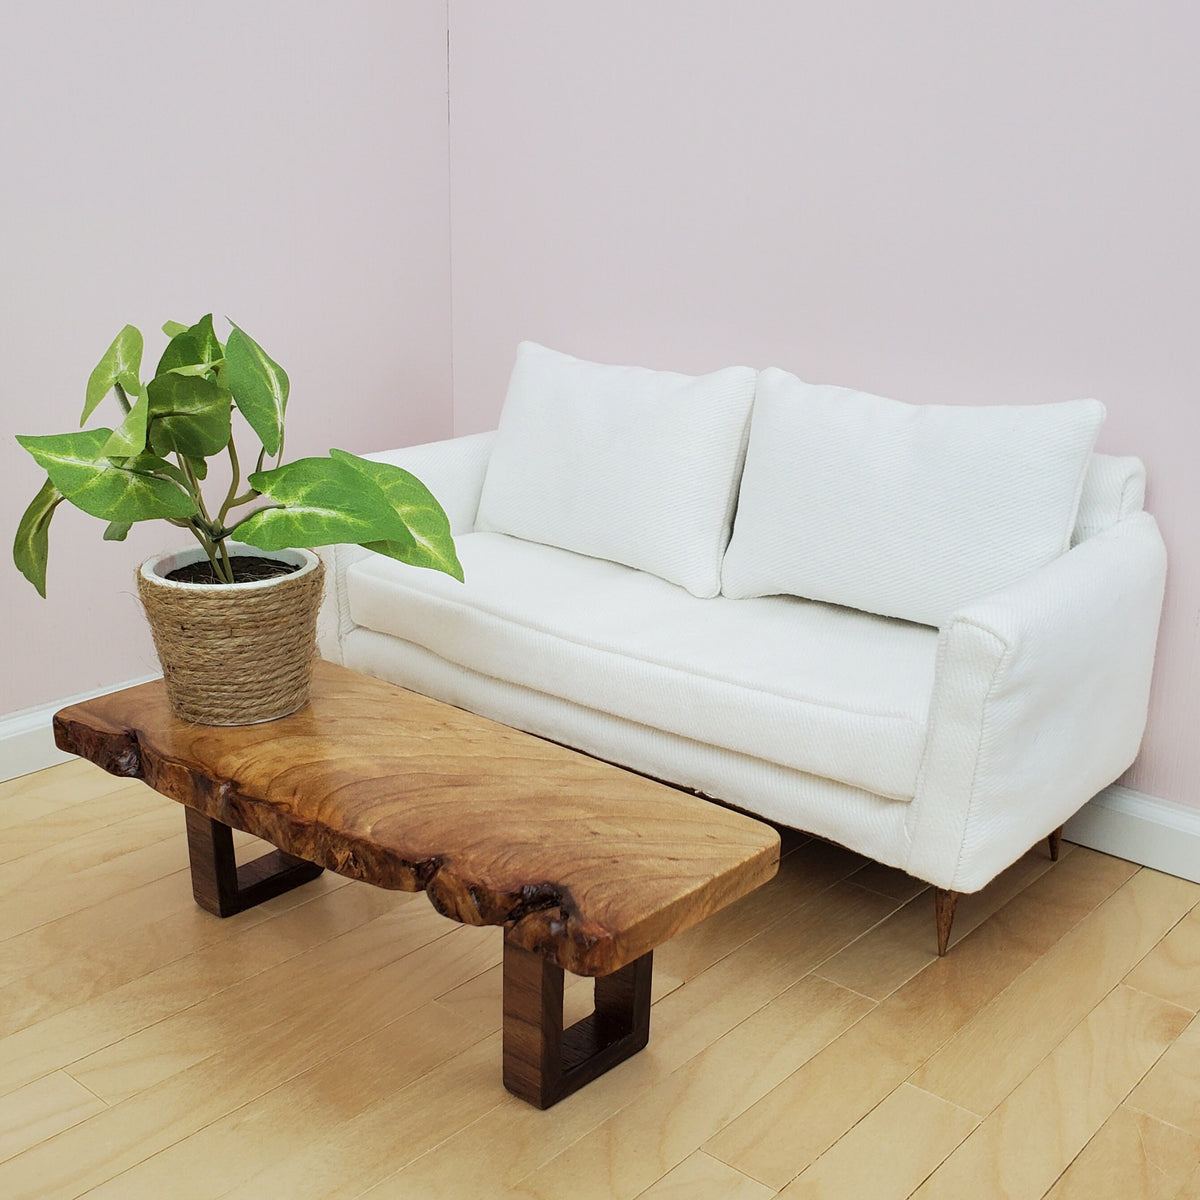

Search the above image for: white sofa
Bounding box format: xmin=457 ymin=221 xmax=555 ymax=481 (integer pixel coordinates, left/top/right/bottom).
xmin=318 ymin=343 xmax=1167 ymax=953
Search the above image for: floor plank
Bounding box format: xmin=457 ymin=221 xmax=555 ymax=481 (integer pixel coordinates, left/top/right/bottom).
xmin=1125 ymin=1011 xmax=1200 ymax=1137
xmin=775 ymin=1083 xmax=978 ymax=1199
xmin=1042 ymin=1106 xmax=1200 ymax=1200
xmin=366 ymin=882 xmax=894 ymax=1200
xmin=703 ymin=847 xmax=1139 ymax=1189
xmin=1125 ymin=903 xmax=1200 ymax=1012
xmin=0 ymin=879 xmax=396 ymax=1098
xmin=910 ymin=868 xmax=1200 ymax=1116
xmin=909 ymin=985 xmax=1192 ymax=1200
xmin=0 ymin=1071 xmax=106 ymax=1164
xmin=817 ymin=846 xmax=1059 ymax=1000
xmin=451 ymin=976 xmax=872 ymax=1200
xmin=637 ymin=1150 xmax=775 ymax=1200
xmin=0 ymin=925 xmax=501 ymax=1200
xmin=4 ymin=760 xmax=1200 ymax=1200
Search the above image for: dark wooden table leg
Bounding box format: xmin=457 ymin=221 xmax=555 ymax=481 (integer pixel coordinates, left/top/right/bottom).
xmin=502 ymin=938 xmax=652 ymax=1109
xmin=184 ymin=807 xmax=324 ymax=917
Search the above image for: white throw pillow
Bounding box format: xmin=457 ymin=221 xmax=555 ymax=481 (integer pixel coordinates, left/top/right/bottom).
xmin=475 ymin=342 xmax=758 ymax=598
xmin=721 ymin=369 xmax=1105 ymax=626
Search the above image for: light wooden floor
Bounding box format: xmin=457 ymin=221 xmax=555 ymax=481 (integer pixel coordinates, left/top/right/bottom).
xmin=2 ymin=759 xmax=1199 ymax=1199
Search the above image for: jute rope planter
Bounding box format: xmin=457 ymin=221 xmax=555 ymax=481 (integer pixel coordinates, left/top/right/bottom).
xmin=137 ymin=545 xmax=325 ymax=725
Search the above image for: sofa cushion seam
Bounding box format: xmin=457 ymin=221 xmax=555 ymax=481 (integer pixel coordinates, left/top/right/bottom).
xmin=348 ymin=561 xmax=931 ymax=728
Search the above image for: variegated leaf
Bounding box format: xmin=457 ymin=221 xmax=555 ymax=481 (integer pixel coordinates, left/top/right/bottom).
xmin=330 ymin=449 xmax=463 ymax=581
xmin=16 ymin=430 xmax=197 ymax=523
xmin=13 ymin=478 xmax=64 ymax=597
xmin=236 ymin=455 xmax=413 ymax=551
xmin=82 ymin=325 xmax=143 ymax=425
xmin=225 ymin=325 xmax=289 ymax=456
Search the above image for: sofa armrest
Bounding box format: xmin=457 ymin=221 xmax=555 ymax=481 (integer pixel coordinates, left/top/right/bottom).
xmin=905 ymin=511 xmax=1167 ymax=891
xmin=316 ymin=431 xmax=496 ymax=662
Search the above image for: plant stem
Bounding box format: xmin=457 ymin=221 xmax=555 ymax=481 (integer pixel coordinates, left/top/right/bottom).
xmin=218 ymin=439 xmax=241 ymax=526
xmin=112 ymin=382 xmax=133 ymax=416
xmin=225 ymin=502 xmax=283 ymax=537
xmin=174 ymin=454 xmax=233 ymax=582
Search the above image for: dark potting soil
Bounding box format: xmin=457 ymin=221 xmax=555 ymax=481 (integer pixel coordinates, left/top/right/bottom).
xmin=165 ymin=556 xmax=301 ymax=585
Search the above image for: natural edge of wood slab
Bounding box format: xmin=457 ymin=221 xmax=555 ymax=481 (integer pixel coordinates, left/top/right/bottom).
xmin=53 ymin=664 xmax=781 ymax=978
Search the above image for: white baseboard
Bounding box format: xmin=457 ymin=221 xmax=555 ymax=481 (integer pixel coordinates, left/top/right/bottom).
xmin=0 ymin=675 xmax=160 ymax=785
xmin=1065 ymin=784 xmax=1200 ymax=885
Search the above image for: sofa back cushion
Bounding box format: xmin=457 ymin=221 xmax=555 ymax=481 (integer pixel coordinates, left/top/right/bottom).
xmin=721 ymin=368 xmax=1105 ymax=626
xmin=476 ymin=342 xmax=758 ymax=597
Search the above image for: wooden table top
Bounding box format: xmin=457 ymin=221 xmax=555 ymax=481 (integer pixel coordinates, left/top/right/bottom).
xmin=54 ymin=660 xmax=780 ymax=976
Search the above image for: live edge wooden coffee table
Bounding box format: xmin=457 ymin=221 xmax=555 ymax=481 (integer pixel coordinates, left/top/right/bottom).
xmin=54 ymin=660 xmax=779 ymax=1108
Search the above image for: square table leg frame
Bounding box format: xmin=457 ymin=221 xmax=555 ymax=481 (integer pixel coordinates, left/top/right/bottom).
xmin=502 ymin=939 xmax=653 ymax=1109
xmin=184 ymin=808 xmax=325 ymax=918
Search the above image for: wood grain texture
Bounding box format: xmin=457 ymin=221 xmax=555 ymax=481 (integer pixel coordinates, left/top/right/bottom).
xmin=638 ymin=1152 xmax=774 ymax=1200
xmin=934 ymin=887 xmax=958 ymax=956
xmin=502 ymin=940 xmax=652 ymax=1108
xmin=1125 ymin=905 xmax=1200 ymax=1011
xmin=0 ymin=1072 xmax=106 ymax=1163
xmin=1126 ymin=1012 xmax=1200 ymax=1136
xmin=54 ymin=660 xmax=780 ymax=977
xmin=703 ymin=847 xmax=1142 ymax=1189
xmin=515 ymin=974 xmax=873 ymax=1200
xmin=910 ymin=986 xmax=1192 ymax=1200
xmin=912 ymin=868 xmax=1200 ymax=1117
xmin=776 ymin=1083 xmax=978 ymax=1199
xmin=183 ymin=808 xmax=323 ymax=916
xmin=6 ymin=759 xmax=1200 ymax=1200
xmin=1043 ymin=1106 xmax=1200 ymax=1200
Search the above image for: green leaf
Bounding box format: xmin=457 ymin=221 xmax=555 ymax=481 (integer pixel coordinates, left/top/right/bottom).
xmin=82 ymin=326 xmax=143 ymax=425
xmin=120 ymin=452 xmax=193 ymax=491
xmin=225 ymin=325 xmax=288 ymax=456
xmin=13 ymin=478 xmax=63 ymax=597
xmin=161 ymin=320 xmax=189 ymax=338
xmin=102 ymin=386 xmax=150 ymax=457
xmin=236 ymin=455 xmax=413 ymax=551
xmin=16 ymin=430 xmax=197 ymax=523
xmin=103 ymin=521 xmax=132 ymax=541
xmin=145 ymin=372 xmax=232 ymax=458
xmin=155 ymin=314 xmax=223 ymax=376
xmin=330 ymin=450 xmax=463 ymax=581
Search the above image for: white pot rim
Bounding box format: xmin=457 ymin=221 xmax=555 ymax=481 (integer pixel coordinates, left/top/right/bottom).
xmin=140 ymin=543 xmax=321 ymax=592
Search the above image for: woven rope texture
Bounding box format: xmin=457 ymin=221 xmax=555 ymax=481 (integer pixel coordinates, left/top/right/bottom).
xmin=138 ymin=557 xmax=325 ymax=725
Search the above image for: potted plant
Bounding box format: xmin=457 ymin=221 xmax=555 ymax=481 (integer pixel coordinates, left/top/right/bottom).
xmin=13 ymin=314 xmax=462 ymax=725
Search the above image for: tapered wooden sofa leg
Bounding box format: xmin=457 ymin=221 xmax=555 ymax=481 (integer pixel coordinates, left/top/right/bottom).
xmin=935 ymin=888 xmax=959 ymax=956
xmin=1048 ymin=825 xmax=1064 ymax=861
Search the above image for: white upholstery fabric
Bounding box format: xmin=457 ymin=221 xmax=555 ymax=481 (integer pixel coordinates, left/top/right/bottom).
xmin=475 ymin=342 xmax=757 ymax=598
xmin=722 ymin=369 xmax=1106 ymax=626
xmin=1073 ymin=454 xmax=1146 ymax=546
xmin=318 ymin=430 xmax=1165 ymax=899
xmin=907 ymin=512 xmax=1167 ymax=890
xmin=347 ymin=531 xmax=940 ymax=800
xmin=342 ymin=627 xmax=916 ymax=872
xmin=316 ymin=431 xmax=495 ymax=662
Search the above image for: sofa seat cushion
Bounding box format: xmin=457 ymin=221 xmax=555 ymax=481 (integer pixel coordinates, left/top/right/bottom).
xmin=346 ymin=532 xmax=940 ymax=801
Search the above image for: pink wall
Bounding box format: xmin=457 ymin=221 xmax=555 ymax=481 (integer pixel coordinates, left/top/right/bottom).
xmin=446 ymin=1 xmax=1200 ymax=808
xmin=1 ymin=2 xmax=453 ymax=716
xmin=5 ymin=2 xmax=1197 ymax=812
